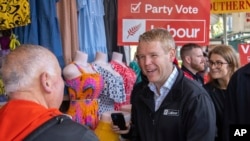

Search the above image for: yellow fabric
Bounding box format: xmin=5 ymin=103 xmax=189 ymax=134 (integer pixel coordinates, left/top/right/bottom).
xmin=0 ymin=79 xmax=4 ymax=95
xmin=0 ymin=0 xmax=31 ymax=30
xmin=94 ymin=121 xmax=120 ymax=141
xmin=9 ymin=33 xmax=20 ymax=50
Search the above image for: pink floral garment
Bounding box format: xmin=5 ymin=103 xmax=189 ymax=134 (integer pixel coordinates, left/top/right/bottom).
xmin=110 ymin=61 xmax=136 ymax=110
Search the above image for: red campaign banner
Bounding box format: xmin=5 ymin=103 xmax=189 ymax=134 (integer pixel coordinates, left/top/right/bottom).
xmin=118 ymin=0 xmax=211 ymax=46
xmin=238 ymin=43 xmax=250 ymax=66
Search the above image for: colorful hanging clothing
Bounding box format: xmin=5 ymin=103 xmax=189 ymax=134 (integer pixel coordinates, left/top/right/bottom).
xmin=13 ymin=0 xmax=64 ymax=68
xmin=0 ymin=0 xmax=31 ymax=30
xmin=65 ymin=63 xmax=104 ymax=130
xmin=110 ymin=61 xmax=136 ymax=110
xmin=92 ymin=63 xmax=126 ymax=115
xmin=77 ymin=0 xmax=107 ymax=62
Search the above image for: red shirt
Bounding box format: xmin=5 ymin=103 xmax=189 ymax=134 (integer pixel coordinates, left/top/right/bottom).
xmin=0 ymin=100 xmax=62 ymax=140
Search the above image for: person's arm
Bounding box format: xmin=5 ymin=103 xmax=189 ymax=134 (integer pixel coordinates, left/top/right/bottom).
xmin=184 ymin=93 xmax=216 ymax=141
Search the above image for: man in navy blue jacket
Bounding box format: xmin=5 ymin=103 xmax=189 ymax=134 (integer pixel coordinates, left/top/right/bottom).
xmin=113 ymin=28 xmax=216 ymax=141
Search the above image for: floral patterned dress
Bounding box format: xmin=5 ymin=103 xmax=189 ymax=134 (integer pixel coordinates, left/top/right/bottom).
xmin=65 ymin=63 xmax=104 ymax=130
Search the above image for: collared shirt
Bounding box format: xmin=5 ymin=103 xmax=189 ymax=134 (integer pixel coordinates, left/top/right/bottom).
xmin=148 ymin=66 xmax=178 ymax=111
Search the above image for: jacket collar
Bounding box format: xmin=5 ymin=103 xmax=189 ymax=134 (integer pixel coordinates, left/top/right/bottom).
xmin=139 ymin=68 xmax=184 ymax=111
xmin=181 ymin=65 xmax=195 ymax=77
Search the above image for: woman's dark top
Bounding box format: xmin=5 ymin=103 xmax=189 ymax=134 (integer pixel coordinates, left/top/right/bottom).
xmin=204 ymin=82 xmax=226 ymax=141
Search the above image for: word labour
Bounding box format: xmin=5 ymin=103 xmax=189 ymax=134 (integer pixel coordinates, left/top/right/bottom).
xmin=150 ymin=25 xmax=200 ymax=39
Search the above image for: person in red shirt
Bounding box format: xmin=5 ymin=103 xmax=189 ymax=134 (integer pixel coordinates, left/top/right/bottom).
xmin=0 ymin=44 xmax=98 ymax=141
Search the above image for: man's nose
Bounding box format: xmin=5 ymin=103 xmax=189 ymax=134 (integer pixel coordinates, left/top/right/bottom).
xmin=144 ymin=56 xmax=152 ymax=65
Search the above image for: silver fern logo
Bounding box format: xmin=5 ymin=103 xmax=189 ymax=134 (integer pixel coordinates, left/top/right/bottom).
xmin=122 ymin=19 xmax=146 ymax=42
xmin=127 ymin=23 xmax=141 ymax=39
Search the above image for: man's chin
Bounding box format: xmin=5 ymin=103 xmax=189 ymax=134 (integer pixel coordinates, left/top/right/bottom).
xmin=147 ymin=77 xmax=157 ymax=83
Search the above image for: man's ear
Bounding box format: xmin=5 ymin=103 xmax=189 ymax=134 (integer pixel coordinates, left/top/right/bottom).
xmin=169 ymin=49 xmax=176 ymax=61
xmin=40 ymin=72 xmax=52 ymax=93
xmin=185 ymin=56 xmax=191 ymax=64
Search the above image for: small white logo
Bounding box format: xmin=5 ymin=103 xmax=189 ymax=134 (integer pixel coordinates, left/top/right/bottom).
xmin=163 ymin=109 xmax=179 ymax=116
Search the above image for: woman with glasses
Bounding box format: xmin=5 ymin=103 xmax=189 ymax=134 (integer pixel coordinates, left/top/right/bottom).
xmin=204 ymin=45 xmax=240 ymax=141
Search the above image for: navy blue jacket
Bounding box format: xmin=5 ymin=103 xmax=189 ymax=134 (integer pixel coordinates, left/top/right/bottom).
xmin=130 ymin=69 xmax=216 ymax=141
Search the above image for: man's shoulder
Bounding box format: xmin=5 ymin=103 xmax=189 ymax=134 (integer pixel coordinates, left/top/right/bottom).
xmin=237 ymin=63 xmax=250 ymax=75
xmin=25 ymin=115 xmax=99 ymax=141
xmin=178 ymin=75 xmax=208 ymax=97
xmin=181 ymin=66 xmax=194 ymax=80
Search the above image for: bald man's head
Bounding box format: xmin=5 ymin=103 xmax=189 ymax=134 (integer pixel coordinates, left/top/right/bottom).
xmin=1 ymin=44 xmax=60 ymax=94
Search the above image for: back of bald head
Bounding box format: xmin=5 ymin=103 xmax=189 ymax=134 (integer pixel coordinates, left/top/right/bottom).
xmin=1 ymin=44 xmax=59 ymax=94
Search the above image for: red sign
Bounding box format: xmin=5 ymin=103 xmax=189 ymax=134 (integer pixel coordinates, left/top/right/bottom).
xmin=238 ymin=43 xmax=250 ymax=66
xmin=118 ymin=0 xmax=211 ymax=46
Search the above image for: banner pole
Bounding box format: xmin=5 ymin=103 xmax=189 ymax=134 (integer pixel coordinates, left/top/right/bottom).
xmin=223 ymin=14 xmax=228 ymax=45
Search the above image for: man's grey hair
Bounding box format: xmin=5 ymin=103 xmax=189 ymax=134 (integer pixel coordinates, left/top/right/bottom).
xmin=1 ymin=44 xmax=58 ymax=94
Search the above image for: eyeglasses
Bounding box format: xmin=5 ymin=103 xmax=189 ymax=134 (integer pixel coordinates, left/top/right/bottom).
xmin=209 ymin=60 xmax=229 ymax=68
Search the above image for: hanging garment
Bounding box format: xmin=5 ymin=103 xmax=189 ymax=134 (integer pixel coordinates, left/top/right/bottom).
xmin=65 ymin=63 xmax=104 ymax=130
xmin=0 ymin=0 xmax=31 ymax=30
xmin=103 ymin=0 xmax=126 ymax=60
xmin=92 ymin=63 xmax=126 ymax=115
xmin=110 ymin=61 xmax=136 ymax=110
xmin=13 ymin=0 xmax=64 ymax=68
xmin=77 ymin=0 xmax=107 ymax=62
xmin=56 ymin=0 xmax=79 ymax=65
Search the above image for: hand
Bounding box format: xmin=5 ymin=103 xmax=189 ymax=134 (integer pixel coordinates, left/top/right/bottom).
xmin=111 ymin=122 xmax=130 ymax=134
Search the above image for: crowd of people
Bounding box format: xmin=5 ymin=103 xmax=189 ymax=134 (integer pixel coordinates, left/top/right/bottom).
xmin=113 ymin=28 xmax=247 ymax=141
xmin=0 ymin=28 xmax=249 ymax=141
